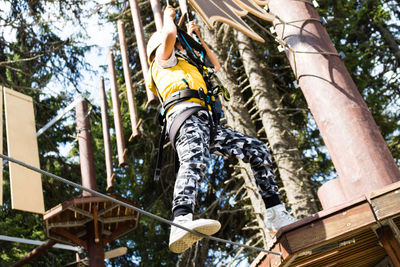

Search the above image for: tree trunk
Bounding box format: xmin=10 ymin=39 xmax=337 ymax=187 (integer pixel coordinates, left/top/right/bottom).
xmin=373 ymin=22 xmax=400 ymax=66
xmin=235 ymin=31 xmax=319 ymax=217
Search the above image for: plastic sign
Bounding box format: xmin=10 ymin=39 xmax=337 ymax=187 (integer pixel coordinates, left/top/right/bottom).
xmin=188 ymin=0 xmax=275 ymax=42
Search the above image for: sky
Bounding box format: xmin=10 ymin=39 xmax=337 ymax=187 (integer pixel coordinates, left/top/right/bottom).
xmin=44 ymin=0 xmax=117 ymax=107
xmin=1 ymin=0 xmax=116 ymax=101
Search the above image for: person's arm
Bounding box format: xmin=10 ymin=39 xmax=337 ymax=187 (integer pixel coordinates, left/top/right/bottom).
xmin=187 ymin=21 xmax=221 ymax=72
xmin=158 ymin=6 xmax=177 ymax=61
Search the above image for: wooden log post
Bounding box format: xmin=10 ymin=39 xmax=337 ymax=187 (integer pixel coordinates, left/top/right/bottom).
xmin=98 ymin=77 xmax=115 ymax=190
xmin=76 ymin=100 xmax=97 ymax=196
xmin=117 ymin=20 xmax=142 ymax=141
xmin=150 ymin=0 xmax=163 ymax=31
xmin=107 ymin=50 xmax=128 ymax=167
xmin=76 ymin=100 xmax=105 ymax=267
xmin=128 ymin=0 xmax=158 ymax=107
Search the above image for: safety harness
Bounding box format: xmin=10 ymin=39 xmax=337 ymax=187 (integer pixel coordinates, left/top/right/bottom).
xmin=153 ymin=27 xmax=230 ymax=181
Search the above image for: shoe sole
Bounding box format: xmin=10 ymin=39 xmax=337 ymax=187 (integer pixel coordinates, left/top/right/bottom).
xmin=169 ymin=220 xmax=221 ymax=253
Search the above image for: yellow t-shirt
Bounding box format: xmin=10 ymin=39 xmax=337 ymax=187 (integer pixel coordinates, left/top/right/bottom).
xmin=147 ymin=55 xmax=209 ymax=109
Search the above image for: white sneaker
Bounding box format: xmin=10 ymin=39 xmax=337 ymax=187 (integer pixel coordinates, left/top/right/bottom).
xmin=169 ymin=213 xmax=221 ymax=253
xmin=265 ymin=204 xmax=298 ymax=233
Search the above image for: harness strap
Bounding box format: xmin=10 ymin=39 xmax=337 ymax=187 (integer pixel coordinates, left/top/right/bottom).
xmin=162 ymin=88 xmax=205 ymax=114
xmin=154 ymin=121 xmax=167 ymax=182
xmin=154 ymin=106 xmax=207 ymax=181
xmin=169 ymin=106 xmax=207 ymax=150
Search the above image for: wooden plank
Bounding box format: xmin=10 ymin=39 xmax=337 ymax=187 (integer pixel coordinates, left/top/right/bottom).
xmin=104 ymin=247 xmax=127 ymax=259
xmin=284 ymin=201 xmax=376 ymax=253
xmin=369 ymin=180 xmax=400 ymax=198
xmin=324 ymin=246 xmax=384 ymax=267
xmin=0 ymin=86 xmax=3 ymax=206
xmin=4 ymin=88 xmax=44 ymax=214
xmin=250 ymin=244 xmax=286 ymax=267
xmin=369 ymin=186 xmax=400 ymax=221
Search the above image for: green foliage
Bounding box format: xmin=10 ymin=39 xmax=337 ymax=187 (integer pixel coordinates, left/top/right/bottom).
xmin=1 ymin=0 xmax=399 ymax=266
xmin=0 ymin=0 xmax=91 ymax=266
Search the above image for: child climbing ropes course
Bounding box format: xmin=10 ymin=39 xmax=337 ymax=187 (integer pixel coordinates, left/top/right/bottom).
xmin=146 ymin=5 xmax=297 ymax=253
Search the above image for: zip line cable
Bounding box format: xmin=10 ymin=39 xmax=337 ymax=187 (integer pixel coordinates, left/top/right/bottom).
xmin=0 ymin=153 xmax=282 ymax=256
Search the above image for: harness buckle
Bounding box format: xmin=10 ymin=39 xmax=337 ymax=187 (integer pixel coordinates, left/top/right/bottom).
xmin=198 ymin=88 xmax=207 ymax=102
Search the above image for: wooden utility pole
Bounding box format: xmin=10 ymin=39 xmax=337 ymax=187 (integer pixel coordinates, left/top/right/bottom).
xmin=268 ymin=0 xmax=400 ymax=202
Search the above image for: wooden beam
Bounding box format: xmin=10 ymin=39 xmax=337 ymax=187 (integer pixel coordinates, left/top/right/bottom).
xmin=99 ymin=216 xmax=139 ymax=224
xmin=369 ymin=182 xmax=400 ymax=221
xmin=68 ymin=206 xmax=94 ymax=219
xmin=376 ymin=225 xmax=400 ymax=266
xmin=97 ymin=203 xmax=119 ymax=216
xmin=48 ymin=217 xmax=92 ymax=228
xmin=11 ymin=239 xmax=56 ymax=267
xmin=50 ymin=228 xmax=87 ymax=250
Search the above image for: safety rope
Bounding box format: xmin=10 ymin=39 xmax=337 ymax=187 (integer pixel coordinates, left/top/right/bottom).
xmin=0 ymin=153 xmax=281 ymax=256
xmin=245 ymin=9 xmax=340 ymax=82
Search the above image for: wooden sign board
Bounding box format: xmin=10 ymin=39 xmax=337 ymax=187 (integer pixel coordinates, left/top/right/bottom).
xmin=188 ymin=0 xmax=275 ymax=43
xmin=4 ymin=88 xmax=44 ymax=214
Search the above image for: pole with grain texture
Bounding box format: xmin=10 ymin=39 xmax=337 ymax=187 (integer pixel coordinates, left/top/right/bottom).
xmin=117 ymin=20 xmax=142 ymax=141
xmin=107 ymin=50 xmax=128 ymax=167
xmin=128 ymin=0 xmax=158 ymax=107
xmin=98 ymin=77 xmax=116 ymax=190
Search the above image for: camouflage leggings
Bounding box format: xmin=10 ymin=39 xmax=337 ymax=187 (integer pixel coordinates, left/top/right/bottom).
xmin=169 ymin=109 xmax=279 ymax=213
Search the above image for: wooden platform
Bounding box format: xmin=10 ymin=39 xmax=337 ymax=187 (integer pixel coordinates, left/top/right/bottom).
xmin=43 ymin=195 xmax=140 ymax=249
xmin=251 ymin=181 xmax=400 ymax=267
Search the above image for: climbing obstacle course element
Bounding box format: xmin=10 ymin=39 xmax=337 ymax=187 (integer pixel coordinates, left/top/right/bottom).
xmin=251 ymin=181 xmax=400 ymax=266
xmin=187 ymin=0 xmax=275 ymax=42
xmin=107 ymin=50 xmax=128 ymax=168
xmin=99 ymin=77 xmax=116 ymax=190
xmin=128 ymin=0 xmax=158 ymax=107
xmin=3 ymin=87 xmax=44 ymax=214
xmin=117 ymin=20 xmax=142 ymax=141
xmin=43 ymin=195 xmax=140 ymax=249
xmin=39 ymin=99 xmax=141 ymax=266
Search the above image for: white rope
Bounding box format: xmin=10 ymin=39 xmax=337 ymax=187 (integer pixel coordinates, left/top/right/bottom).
xmin=0 ymin=153 xmax=281 ymax=256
